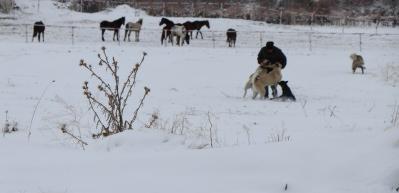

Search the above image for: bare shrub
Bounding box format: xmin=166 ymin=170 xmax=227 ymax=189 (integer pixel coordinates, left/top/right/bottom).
xmin=2 ymin=110 xmax=18 ymax=136
xmin=145 ymin=110 xmax=159 ymax=129
xmin=265 ymin=129 xmax=291 ymax=143
xmin=391 ymin=102 xmax=399 ymax=129
xmin=80 ymin=47 xmax=150 ymax=138
xmin=382 ymin=64 xmax=399 ymax=86
xmin=149 ymin=109 xmax=219 ymax=149
xmin=0 ymin=0 xmax=15 ymax=13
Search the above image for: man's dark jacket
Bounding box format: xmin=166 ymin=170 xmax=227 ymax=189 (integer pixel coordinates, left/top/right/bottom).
xmin=257 ymin=46 xmax=287 ymax=69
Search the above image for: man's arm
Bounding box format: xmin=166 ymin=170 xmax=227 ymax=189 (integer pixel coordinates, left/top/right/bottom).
xmin=257 ymin=47 xmax=266 ymax=64
xmin=278 ymin=50 xmax=287 ymax=69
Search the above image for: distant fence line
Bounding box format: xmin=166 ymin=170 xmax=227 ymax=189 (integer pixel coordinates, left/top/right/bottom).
xmin=1 ymin=23 xmax=399 ymax=52
xmin=72 ymin=0 xmax=399 ymax=27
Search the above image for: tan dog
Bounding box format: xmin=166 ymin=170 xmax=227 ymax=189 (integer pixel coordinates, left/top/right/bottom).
xmin=350 ymin=53 xmax=365 ymax=74
xmin=243 ymin=62 xmax=282 ymax=99
xmin=243 ymin=60 xmax=270 ymax=98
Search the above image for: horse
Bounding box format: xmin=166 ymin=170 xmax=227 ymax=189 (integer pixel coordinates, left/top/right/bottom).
xmin=32 ymin=21 xmax=45 ymax=42
xmin=124 ymin=18 xmax=143 ymax=42
xmin=170 ymin=25 xmax=187 ymax=46
xmin=183 ymin=20 xmax=210 ymax=39
xmin=226 ymin=28 xmax=237 ymax=47
xmin=100 ymin=17 xmax=125 ymax=41
xmin=159 ymin=17 xmax=174 ymax=45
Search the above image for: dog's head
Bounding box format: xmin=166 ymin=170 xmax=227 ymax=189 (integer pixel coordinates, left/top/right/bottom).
xmin=259 ymin=59 xmax=270 ymax=66
xmin=278 ymin=80 xmax=288 ymax=87
xmin=350 ymin=53 xmax=357 ymax=60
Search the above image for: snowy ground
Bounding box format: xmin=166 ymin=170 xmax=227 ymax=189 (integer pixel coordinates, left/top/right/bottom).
xmin=1 ymin=1 xmax=399 ymax=193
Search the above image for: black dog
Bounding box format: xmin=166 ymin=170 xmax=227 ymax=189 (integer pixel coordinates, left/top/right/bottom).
xmin=273 ymin=80 xmax=296 ymax=101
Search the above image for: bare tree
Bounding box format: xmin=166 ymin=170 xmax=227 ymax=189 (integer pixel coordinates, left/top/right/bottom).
xmin=80 ymin=47 xmax=150 ymax=138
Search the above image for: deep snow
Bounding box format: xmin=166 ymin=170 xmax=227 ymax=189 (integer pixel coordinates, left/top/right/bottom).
xmin=0 ymin=1 xmax=399 ymax=193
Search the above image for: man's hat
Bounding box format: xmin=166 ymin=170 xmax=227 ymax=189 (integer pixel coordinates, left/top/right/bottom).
xmin=266 ymin=41 xmax=274 ymax=49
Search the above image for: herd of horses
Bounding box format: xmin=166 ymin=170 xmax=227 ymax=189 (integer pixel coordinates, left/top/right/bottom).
xmin=32 ymin=17 xmax=238 ymax=47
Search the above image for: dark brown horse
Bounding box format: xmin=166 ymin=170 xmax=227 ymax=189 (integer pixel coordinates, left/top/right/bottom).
xmin=226 ymin=28 xmax=236 ymax=47
xmin=159 ymin=17 xmax=174 ymax=45
xmin=32 ymin=21 xmax=45 ymax=42
xmin=183 ymin=20 xmax=210 ymax=39
xmin=100 ymin=17 xmax=125 ymax=41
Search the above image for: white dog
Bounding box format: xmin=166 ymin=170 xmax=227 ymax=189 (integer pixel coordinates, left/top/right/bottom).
xmin=243 ymin=61 xmax=282 ymax=99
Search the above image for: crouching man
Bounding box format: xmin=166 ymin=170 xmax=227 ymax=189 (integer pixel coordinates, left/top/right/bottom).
xmin=257 ymin=41 xmax=287 ymax=98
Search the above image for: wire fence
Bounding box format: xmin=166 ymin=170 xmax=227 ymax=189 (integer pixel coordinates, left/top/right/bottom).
xmin=71 ymin=0 xmax=399 ymax=27
xmin=1 ymin=23 xmax=399 ymax=52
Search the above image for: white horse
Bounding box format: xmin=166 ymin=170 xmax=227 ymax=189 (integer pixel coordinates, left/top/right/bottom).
xmin=170 ymin=25 xmax=187 ymax=46
xmin=124 ymin=18 xmax=143 ymax=42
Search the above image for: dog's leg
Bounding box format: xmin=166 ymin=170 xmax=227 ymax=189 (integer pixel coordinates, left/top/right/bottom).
xmin=244 ymin=83 xmax=251 ymax=98
xmin=258 ymin=86 xmax=266 ymax=99
xmin=243 ymin=78 xmax=253 ymax=98
xmin=252 ymin=91 xmax=258 ymax=99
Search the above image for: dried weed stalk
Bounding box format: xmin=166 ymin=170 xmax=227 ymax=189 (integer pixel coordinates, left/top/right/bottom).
xmin=80 ymin=47 xmax=150 ymax=138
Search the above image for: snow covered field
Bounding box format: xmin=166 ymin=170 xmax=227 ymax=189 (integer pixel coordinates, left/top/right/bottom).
xmin=1 ymin=1 xmax=399 ymax=193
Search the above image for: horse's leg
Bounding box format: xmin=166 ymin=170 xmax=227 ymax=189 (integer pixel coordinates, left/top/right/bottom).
xmin=101 ymin=29 xmax=105 ymax=41
xmin=117 ymin=30 xmax=120 ymax=41
xmin=124 ymin=29 xmax=128 ymax=41
xmin=135 ymin=31 xmax=139 ymax=42
xmin=198 ymin=30 xmax=203 ymax=39
xmin=38 ymin=32 xmax=41 ymax=42
xmin=161 ymin=30 xmax=165 ymax=45
xmin=190 ymin=31 xmax=193 ymax=39
xmin=128 ymin=31 xmax=132 ymax=42
xmin=168 ymin=31 xmax=172 ymax=43
xmin=116 ymin=30 xmax=119 ymax=41
xmin=42 ymin=32 xmax=44 ymax=42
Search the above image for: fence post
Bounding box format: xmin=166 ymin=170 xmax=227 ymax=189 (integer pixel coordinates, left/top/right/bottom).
xmin=279 ymin=8 xmax=283 ymax=25
xmin=359 ymin=33 xmax=362 ymax=52
xmin=310 ymin=13 xmax=314 ymax=31
xmin=212 ymin=31 xmax=215 ymax=48
xmin=259 ymin=32 xmax=263 ymax=47
xmin=342 ymin=16 xmax=347 ymax=33
xmin=191 ymin=2 xmax=194 ymax=16
xmin=308 ymin=32 xmax=312 ymax=52
xmin=71 ymin=26 xmax=75 ymax=45
xmin=25 ymin=24 xmax=28 ymax=43
xmin=162 ymin=2 xmax=166 ymax=16
xmin=375 ymin=19 xmax=379 ymax=34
